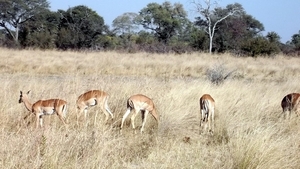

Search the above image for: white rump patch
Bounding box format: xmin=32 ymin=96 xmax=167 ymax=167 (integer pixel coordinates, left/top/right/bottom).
xmin=42 ymin=107 xmax=56 ymax=115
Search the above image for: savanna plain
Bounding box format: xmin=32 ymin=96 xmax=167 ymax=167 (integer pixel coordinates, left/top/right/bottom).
xmin=0 ymin=48 xmax=300 ymax=169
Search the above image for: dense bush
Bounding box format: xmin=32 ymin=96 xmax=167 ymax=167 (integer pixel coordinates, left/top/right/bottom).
xmin=0 ymin=0 xmax=299 ymax=56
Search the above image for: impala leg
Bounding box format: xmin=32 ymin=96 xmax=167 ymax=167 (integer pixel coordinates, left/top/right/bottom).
xmin=207 ymin=111 xmax=210 ymax=132
xmin=23 ymin=112 xmax=31 ymax=120
xmin=104 ymin=98 xmax=114 ymax=119
xmin=61 ymin=106 xmax=68 ymax=125
xmin=287 ymin=110 xmax=291 ymax=119
xmin=39 ymin=115 xmax=43 ymax=128
xmin=94 ymin=109 xmax=99 ymax=126
xmin=204 ymin=122 xmax=208 ymax=133
xmin=200 ymin=109 xmax=205 ymax=127
xmin=203 ymin=112 xmax=208 ymax=133
xmin=101 ymin=106 xmax=109 ymax=124
xmin=296 ymin=110 xmax=300 ymax=117
xmin=84 ymin=108 xmax=90 ymax=127
xmin=141 ymin=110 xmax=149 ymax=133
xmin=131 ymin=109 xmax=139 ymax=130
xmin=36 ymin=114 xmax=40 ymax=129
xmin=58 ymin=114 xmax=68 ymax=130
xmin=208 ymin=113 xmax=212 ymax=134
xmin=84 ymin=109 xmax=88 ymax=120
xmin=199 ymin=109 xmax=205 ymax=134
xmin=211 ymin=108 xmax=215 ymax=134
xmin=283 ymin=109 xmax=290 ymax=120
xmin=282 ymin=110 xmax=286 ymax=119
xmin=57 ymin=113 xmax=67 ymax=126
xmin=121 ymin=108 xmax=131 ymax=130
xmin=23 ymin=112 xmax=32 ymax=127
xmin=82 ymin=109 xmax=89 ymax=127
xmin=207 ymin=107 xmax=214 ymax=133
xmin=62 ymin=107 xmax=67 ymax=121
xmin=76 ymin=109 xmax=82 ymax=126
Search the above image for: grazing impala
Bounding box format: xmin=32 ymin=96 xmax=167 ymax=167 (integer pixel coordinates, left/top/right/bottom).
xmin=281 ymin=93 xmax=300 ymax=119
xmin=199 ymin=94 xmax=215 ymax=134
xmin=120 ymin=94 xmax=159 ymax=133
xmin=76 ymin=90 xmax=114 ymax=123
xmin=19 ymin=90 xmax=68 ymax=128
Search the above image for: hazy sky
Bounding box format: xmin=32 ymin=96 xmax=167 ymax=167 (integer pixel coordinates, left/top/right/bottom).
xmin=49 ymin=0 xmax=300 ymax=43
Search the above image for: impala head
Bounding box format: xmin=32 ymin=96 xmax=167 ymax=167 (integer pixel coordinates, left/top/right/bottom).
xmin=19 ymin=90 xmax=31 ymax=103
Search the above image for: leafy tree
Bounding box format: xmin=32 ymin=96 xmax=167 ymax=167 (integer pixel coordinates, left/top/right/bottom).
xmin=56 ymin=5 xmax=105 ymax=49
xmin=137 ymin=1 xmax=189 ymax=44
xmin=0 ymin=0 xmax=49 ymax=46
xmin=265 ymin=31 xmax=281 ymax=54
xmin=136 ymin=30 xmax=155 ymax=45
xmin=214 ymin=9 xmax=264 ymax=53
xmin=266 ymin=32 xmax=280 ymax=43
xmin=189 ymin=26 xmax=208 ymax=51
xmin=112 ymin=12 xmax=140 ymax=51
xmin=174 ymin=19 xmax=194 ymax=43
xmin=93 ymin=35 xmax=118 ymax=50
xmin=0 ymin=29 xmax=13 ymax=46
xmin=291 ymin=30 xmax=300 ymax=50
xmin=19 ymin=9 xmax=60 ymax=49
xmin=192 ymin=0 xmax=242 ymax=54
xmin=241 ymin=36 xmax=279 ymax=57
xmin=112 ymin=12 xmax=139 ymax=35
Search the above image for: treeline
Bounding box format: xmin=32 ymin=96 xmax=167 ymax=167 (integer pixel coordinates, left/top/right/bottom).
xmin=0 ymin=0 xmax=299 ymax=56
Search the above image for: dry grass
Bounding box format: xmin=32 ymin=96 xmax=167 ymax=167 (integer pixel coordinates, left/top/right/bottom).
xmin=0 ymin=47 xmax=300 ymax=168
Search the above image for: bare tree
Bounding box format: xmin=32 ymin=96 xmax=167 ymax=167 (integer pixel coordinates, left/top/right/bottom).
xmin=192 ymin=0 xmax=241 ymax=54
xmin=0 ymin=0 xmax=49 ymax=45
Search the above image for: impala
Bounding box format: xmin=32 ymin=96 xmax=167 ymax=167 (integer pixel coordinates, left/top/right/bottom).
xmin=281 ymin=93 xmax=300 ymax=119
xmin=19 ymin=90 xmax=68 ymax=128
xmin=199 ymin=94 xmax=215 ymax=134
xmin=76 ymin=90 xmax=114 ymax=123
xmin=120 ymin=94 xmax=159 ymax=133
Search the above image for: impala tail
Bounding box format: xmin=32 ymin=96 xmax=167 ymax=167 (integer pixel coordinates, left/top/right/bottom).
xmin=281 ymin=94 xmax=293 ymax=112
xmin=200 ymin=99 xmax=210 ymax=120
xmin=127 ymin=99 xmax=134 ymax=109
xmin=151 ymin=107 xmax=159 ymax=122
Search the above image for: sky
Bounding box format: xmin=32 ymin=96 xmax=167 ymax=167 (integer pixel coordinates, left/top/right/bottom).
xmin=49 ymin=0 xmax=300 ymax=43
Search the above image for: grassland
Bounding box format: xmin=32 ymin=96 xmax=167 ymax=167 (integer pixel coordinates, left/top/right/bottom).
xmin=0 ymin=48 xmax=299 ymax=169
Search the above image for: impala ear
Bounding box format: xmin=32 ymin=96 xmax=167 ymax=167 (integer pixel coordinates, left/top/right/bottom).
xmin=20 ymin=91 xmax=22 ymax=94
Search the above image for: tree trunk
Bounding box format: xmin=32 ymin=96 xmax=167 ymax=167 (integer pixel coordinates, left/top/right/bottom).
xmin=15 ymin=24 xmax=19 ymax=44
xmin=209 ymin=35 xmax=213 ymax=54
xmin=208 ymin=23 xmax=213 ymax=54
